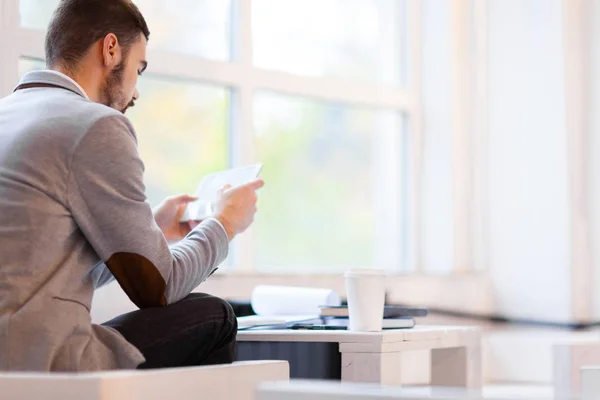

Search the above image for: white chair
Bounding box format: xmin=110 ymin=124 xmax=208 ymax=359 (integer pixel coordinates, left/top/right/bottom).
xmin=0 ymin=360 xmax=289 ymax=400
xmin=581 ymin=366 xmax=600 ymax=400
xmin=553 ymin=341 xmax=600 ymax=398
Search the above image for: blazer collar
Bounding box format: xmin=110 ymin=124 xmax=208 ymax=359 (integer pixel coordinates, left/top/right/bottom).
xmin=16 ymin=70 xmax=90 ymax=100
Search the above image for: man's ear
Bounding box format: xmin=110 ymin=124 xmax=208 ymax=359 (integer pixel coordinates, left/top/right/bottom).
xmin=102 ymin=33 xmax=121 ymax=68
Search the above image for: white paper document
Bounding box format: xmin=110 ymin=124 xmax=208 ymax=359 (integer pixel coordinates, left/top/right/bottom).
xmin=251 ymin=285 xmax=341 ymax=316
xmin=237 ymin=285 xmax=342 ymax=329
xmin=180 ymin=164 xmax=263 ymax=222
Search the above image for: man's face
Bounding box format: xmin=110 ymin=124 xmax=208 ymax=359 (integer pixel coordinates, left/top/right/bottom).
xmin=101 ymin=33 xmax=147 ymax=114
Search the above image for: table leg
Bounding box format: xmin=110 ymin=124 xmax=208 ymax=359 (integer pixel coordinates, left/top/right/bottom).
xmin=341 ymin=352 xmax=403 ymax=385
xmin=430 ymin=346 xmax=482 ymax=388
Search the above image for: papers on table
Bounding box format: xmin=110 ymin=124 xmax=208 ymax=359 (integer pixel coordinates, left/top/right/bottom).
xmin=236 ymin=285 xmax=342 ymax=329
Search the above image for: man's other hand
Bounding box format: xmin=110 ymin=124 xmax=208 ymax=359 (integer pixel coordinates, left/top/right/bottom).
xmin=153 ymin=194 xmax=197 ymax=241
xmin=212 ymin=179 xmax=265 ymax=241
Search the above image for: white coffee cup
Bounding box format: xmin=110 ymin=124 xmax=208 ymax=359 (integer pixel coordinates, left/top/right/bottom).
xmin=344 ymin=269 xmax=387 ymax=331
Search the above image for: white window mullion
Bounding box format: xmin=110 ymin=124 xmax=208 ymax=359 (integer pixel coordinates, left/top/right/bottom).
xmin=450 ymin=0 xmax=474 ymax=274
xmin=13 ymin=27 xmax=45 ymax=59
xmin=0 ymin=0 xmax=6 ymax=27
xmin=372 ymin=0 xmax=413 ymax=274
xmin=564 ymin=0 xmax=593 ymax=322
xmin=0 ymin=0 xmax=19 ymax=97
xmin=143 ymin=51 xmax=414 ymax=113
xmin=406 ymin=0 xmax=423 ymax=274
xmin=145 ymin=50 xmax=243 ymax=87
xmin=251 ymin=69 xmax=414 ymax=111
xmin=230 ymin=0 xmax=256 ymax=272
xmin=472 ymin=0 xmax=490 ymax=273
xmin=2 ymin=0 xmax=18 ymax=28
xmin=0 ymin=38 xmax=17 ymax=97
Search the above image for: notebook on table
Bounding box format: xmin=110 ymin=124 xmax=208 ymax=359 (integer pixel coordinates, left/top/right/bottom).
xmin=320 ymin=317 xmax=416 ymax=330
xmin=319 ymin=305 xmax=428 ymax=318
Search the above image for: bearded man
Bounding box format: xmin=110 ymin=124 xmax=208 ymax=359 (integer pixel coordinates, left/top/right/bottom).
xmin=0 ymin=0 xmax=263 ymax=371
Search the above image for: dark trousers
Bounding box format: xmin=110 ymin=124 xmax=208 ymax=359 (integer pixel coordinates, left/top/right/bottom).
xmin=103 ymin=293 xmax=237 ymax=369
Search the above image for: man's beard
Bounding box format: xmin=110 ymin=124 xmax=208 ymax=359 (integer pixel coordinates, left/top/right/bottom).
xmin=101 ymin=61 xmax=134 ymax=114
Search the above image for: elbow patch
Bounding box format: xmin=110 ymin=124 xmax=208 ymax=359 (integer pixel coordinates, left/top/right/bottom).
xmin=105 ymin=252 xmax=167 ymax=308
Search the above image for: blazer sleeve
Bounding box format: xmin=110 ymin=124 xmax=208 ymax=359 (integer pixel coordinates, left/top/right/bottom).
xmin=67 ymin=115 xmax=229 ymax=308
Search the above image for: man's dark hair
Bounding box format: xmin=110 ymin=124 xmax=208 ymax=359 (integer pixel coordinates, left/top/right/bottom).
xmin=45 ymin=0 xmax=150 ymax=71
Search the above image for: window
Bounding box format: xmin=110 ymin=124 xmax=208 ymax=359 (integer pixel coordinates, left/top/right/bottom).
xmin=254 ymin=92 xmax=407 ymax=272
xmin=252 ymin=0 xmax=406 ymax=86
xmin=19 ymin=0 xmax=232 ymax=61
xmin=19 ymin=0 xmax=59 ymax=30
xmin=5 ymin=0 xmax=414 ymax=274
xmin=127 ymin=77 xmax=230 ymax=206
xmin=134 ymin=0 xmax=232 ymax=60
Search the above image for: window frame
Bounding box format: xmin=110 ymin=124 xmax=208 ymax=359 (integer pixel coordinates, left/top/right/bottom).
xmin=0 ymin=0 xmax=493 ymax=314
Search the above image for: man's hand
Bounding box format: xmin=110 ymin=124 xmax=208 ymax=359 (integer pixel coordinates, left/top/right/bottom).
xmin=153 ymin=194 xmax=198 ymax=241
xmin=213 ymin=179 xmax=265 ymax=241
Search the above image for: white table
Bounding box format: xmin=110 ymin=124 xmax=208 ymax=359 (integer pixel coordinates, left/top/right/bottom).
xmin=237 ymin=325 xmax=482 ymax=387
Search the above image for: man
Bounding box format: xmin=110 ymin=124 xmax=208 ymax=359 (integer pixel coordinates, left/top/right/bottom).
xmin=0 ymin=0 xmax=263 ymax=371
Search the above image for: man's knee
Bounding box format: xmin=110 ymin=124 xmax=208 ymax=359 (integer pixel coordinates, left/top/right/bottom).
xmin=210 ymin=295 xmax=236 ymax=329
xmin=186 ymin=295 xmax=237 ymax=365
xmin=195 ymin=295 xmax=237 ymax=363
xmin=186 ymin=294 xmax=237 ymax=335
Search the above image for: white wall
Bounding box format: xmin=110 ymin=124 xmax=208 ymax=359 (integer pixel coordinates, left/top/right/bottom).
xmin=419 ymin=0 xmax=575 ymax=322
xmin=487 ymin=0 xmax=571 ymax=322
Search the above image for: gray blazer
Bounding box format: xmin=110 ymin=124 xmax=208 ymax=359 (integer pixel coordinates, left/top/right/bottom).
xmin=0 ymin=71 xmax=229 ymax=371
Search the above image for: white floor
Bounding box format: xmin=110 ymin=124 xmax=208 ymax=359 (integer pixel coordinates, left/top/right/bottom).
xmin=261 ymin=381 xmax=561 ymax=400
xmin=401 ymin=384 xmax=556 ymax=399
